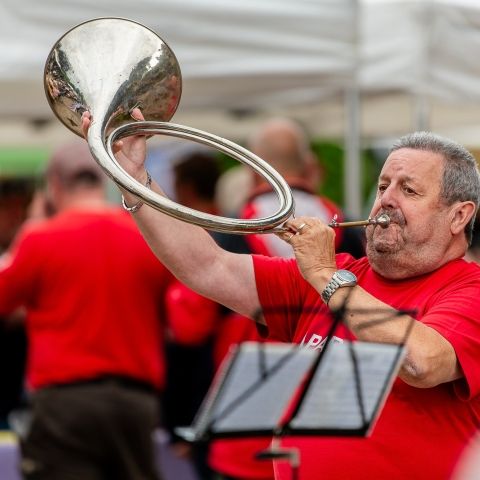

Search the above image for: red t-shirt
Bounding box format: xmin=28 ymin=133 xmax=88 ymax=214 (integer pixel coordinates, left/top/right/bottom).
xmin=253 ymin=253 xmax=480 ymax=480
xmin=0 ymin=208 xmax=172 ymax=390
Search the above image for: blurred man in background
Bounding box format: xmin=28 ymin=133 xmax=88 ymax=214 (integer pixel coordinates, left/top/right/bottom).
xmin=0 ymin=139 xmax=172 ymax=480
xmin=207 ymin=118 xmax=352 ymax=480
xmin=162 ymin=150 xmax=224 ymax=480
xmin=218 ymin=117 xmax=365 ymax=261
xmin=240 ymin=117 xmax=345 ymax=257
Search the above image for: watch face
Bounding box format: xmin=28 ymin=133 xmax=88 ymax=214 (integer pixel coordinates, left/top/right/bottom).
xmin=336 ymin=269 xmax=357 ymax=284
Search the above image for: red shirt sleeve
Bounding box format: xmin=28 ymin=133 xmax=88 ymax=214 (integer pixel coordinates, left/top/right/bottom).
xmin=420 ymin=271 xmax=480 ymax=400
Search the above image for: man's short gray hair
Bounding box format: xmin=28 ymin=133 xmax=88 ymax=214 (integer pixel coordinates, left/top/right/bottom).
xmin=390 ymin=131 xmax=480 ymax=244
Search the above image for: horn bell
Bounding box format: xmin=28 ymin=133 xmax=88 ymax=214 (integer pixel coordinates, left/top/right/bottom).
xmin=44 ymin=17 xmax=181 ymax=138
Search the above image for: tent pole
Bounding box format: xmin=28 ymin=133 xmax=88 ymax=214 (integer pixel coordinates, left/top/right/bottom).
xmin=413 ymin=1 xmax=431 ymax=132
xmin=413 ymin=94 xmax=430 ymax=132
xmin=344 ymin=0 xmax=361 ymax=220
xmin=344 ymin=88 xmax=362 ymax=219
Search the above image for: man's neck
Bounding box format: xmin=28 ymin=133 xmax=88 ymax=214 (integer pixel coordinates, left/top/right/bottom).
xmin=369 ymin=240 xmax=468 ymax=280
xmin=56 ymin=190 xmax=108 ymax=212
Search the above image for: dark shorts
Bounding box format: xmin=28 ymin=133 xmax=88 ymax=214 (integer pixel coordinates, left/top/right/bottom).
xmin=20 ymin=377 xmax=162 ymax=480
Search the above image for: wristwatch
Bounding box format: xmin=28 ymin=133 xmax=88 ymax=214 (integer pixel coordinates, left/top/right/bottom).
xmin=321 ymin=269 xmax=357 ymax=305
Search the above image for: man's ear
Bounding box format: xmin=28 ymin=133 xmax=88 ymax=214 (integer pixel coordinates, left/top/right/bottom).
xmin=450 ymin=201 xmax=476 ymax=235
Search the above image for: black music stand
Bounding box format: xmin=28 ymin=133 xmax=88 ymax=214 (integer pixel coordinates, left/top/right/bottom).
xmin=176 ymin=339 xmax=405 ymax=442
xmin=176 ymin=299 xmax=413 ymax=479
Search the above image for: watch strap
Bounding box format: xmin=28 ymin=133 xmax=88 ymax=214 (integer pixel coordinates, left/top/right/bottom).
xmin=321 ymin=276 xmax=341 ymax=305
xmin=320 ymin=270 xmax=357 ymax=305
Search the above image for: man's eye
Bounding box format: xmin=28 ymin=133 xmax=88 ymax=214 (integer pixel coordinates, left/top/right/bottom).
xmin=378 ymin=184 xmax=388 ymax=193
xmin=403 ymin=186 xmax=416 ymax=194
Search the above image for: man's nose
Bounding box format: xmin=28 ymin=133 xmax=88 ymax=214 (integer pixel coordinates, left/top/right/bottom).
xmin=380 ymin=185 xmax=399 ymax=209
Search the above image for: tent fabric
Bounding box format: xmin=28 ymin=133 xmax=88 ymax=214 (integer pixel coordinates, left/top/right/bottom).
xmin=0 ymin=0 xmax=356 ymax=117
xmin=2 ymin=1 xmax=480 ymax=131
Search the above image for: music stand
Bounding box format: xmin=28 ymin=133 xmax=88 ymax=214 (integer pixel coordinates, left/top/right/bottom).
xmin=176 ymin=339 xmax=405 ymax=442
xmin=176 ymin=298 xmax=412 ymax=480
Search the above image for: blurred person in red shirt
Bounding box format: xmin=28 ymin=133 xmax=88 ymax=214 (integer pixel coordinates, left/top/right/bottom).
xmin=161 ymin=148 xmax=264 ymax=480
xmin=162 ymin=150 xmax=224 ymax=479
xmin=0 ymin=139 xmax=173 ymax=480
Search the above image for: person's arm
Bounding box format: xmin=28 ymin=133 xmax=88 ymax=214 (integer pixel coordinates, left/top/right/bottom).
xmin=82 ymin=112 xmax=261 ymax=319
xmin=279 ymin=216 xmax=461 ymax=389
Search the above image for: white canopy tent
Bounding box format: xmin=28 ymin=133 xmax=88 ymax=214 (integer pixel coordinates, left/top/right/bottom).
xmin=1 ymin=0 xmax=355 ymax=113
xmin=2 ymin=0 xmax=480 ymax=216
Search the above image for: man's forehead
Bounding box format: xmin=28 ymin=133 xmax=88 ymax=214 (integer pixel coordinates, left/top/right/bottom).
xmin=380 ymin=148 xmax=444 ymax=180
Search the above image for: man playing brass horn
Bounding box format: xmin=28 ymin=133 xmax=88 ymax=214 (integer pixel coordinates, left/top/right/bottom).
xmin=84 ymin=113 xmax=480 ymax=480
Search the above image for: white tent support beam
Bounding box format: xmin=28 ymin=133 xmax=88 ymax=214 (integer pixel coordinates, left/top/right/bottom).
xmin=344 ymin=0 xmax=362 ymax=219
xmin=344 ymin=88 xmax=362 ymax=219
xmin=413 ymin=93 xmax=431 ymax=132
xmin=412 ymin=1 xmax=432 ymax=133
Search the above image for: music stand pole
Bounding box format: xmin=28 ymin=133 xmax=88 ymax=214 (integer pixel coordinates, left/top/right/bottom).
xmin=256 ymin=437 xmax=300 ymax=480
xmin=255 ymin=302 xmax=348 ymax=478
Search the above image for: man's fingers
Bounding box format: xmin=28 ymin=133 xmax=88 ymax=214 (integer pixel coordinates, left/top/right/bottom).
xmin=130 ymin=107 xmax=145 ymax=121
xmin=81 ymin=111 xmax=91 ymax=139
xmin=283 ymin=217 xmax=315 ymax=234
xmin=276 ymin=229 xmax=298 ymax=245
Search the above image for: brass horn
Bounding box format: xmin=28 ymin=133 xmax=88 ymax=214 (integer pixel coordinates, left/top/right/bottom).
xmin=44 ymin=18 xmax=390 ymax=234
xmin=43 ymin=17 xmax=294 ymax=234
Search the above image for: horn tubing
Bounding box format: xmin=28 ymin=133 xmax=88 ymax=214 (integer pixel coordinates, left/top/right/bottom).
xmin=269 ymin=214 xmax=391 ymax=234
xmin=88 ymin=120 xmax=295 ymax=234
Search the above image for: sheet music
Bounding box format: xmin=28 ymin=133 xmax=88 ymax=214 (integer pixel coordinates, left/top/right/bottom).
xmin=177 ymin=340 xmax=404 ymax=441
xmin=289 ymin=342 xmax=403 ymax=432
xmin=193 ymin=343 xmax=315 ymax=435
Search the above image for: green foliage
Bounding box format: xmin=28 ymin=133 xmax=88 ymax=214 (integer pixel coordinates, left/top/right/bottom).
xmin=311 ymin=141 xmax=343 ymax=204
xmin=311 ymin=140 xmax=378 ymax=211
xmin=216 ymin=151 xmax=238 ymax=173
xmin=0 ymin=148 xmax=49 ymax=178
